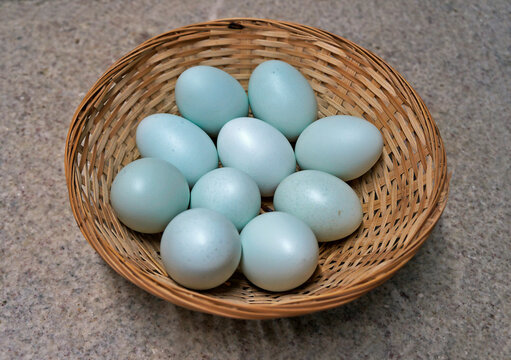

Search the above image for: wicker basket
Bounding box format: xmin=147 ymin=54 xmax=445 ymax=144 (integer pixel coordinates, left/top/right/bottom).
xmin=65 ymin=18 xmax=449 ymax=319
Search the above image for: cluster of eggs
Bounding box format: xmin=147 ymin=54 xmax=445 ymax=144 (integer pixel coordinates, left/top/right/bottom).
xmin=110 ymin=61 xmax=383 ymax=292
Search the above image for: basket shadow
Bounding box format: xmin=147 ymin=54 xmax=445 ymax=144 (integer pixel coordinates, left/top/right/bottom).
xmin=100 ymin=217 xmax=450 ymax=354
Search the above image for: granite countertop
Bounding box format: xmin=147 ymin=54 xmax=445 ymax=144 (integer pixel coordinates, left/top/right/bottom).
xmin=1 ymin=0 xmax=509 ymax=358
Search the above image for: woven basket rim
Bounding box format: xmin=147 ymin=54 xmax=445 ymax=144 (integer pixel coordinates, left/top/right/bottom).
xmin=65 ymin=18 xmax=450 ymax=319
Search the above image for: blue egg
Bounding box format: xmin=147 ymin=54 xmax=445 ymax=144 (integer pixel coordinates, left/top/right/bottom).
xmin=191 ymin=167 xmax=261 ymax=231
xmin=240 ymin=212 xmax=318 ymax=292
xmin=110 ymin=158 xmax=190 ymax=233
xmin=136 ymin=113 xmax=218 ymax=186
xmin=295 ymin=115 xmax=384 ymax=181
xmin=273 ymin=170 xmax=363 ymax=242
xmin=217 ymin=117 xmax=296 ymax=196
xmin=160 ymin=208 xmax=241 ymax=290
xmin=248 ymin=60 xmax=317 ymax=141
xmin=175 ymin=66 xmax=249 ymax=136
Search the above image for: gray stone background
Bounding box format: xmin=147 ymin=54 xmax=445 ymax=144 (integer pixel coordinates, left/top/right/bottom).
xmin=1 ymin=0 xmax=510 ymax=359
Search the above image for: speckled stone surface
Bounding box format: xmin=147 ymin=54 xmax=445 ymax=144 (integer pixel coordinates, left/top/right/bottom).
xmin=1 ymin=0 xmax=510 ymax=358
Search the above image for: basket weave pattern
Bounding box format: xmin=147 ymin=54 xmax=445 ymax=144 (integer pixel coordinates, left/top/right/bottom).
xmin=65 ymin=18 xmax=449 ymax=319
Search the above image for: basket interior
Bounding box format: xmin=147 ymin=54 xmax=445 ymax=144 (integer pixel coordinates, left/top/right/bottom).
xmin=68 ymin=20 xmax=445 ymax=306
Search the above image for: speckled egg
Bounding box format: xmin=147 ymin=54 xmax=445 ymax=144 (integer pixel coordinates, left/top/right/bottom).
xmin=273 ymin=170 xmax=363 ymax=242
xmin=190 ymin=167 xmax=261 ymax=231
xmin=160 ymin=208 xmax=241 ymax=290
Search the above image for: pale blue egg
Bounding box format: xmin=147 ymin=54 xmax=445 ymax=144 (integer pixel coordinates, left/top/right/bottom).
xmin=248 ymin=60 xmax=317 ymax=141
xmin=240 ymin=212 xmax=318 ymax=292
xmin=136 ymin=113 xmax=218 ymax=186
xmin=160 ymin=208 xmax=241 ymax=290
xmin=110 ymin=158 xmax=190 ymax=234
xmin=295 ymin=115 xmax=384 ymax=181
xmin=175 ymin=66 xmax=249 ymax=136
xmin=191 ymin=167 xmax=261 ymax=231
xmin=217 ymin=117 xmax=296 ymax=196
xmin=273 ymin=170 xmax=363 ymax=242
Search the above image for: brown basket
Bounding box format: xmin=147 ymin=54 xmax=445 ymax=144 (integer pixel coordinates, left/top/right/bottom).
xmin=65 ymin=18 xmax=449 ymax=319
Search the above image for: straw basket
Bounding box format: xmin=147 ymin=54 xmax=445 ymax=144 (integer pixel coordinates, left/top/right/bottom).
xmin=65 ymin=18 xmax=449 ymax=319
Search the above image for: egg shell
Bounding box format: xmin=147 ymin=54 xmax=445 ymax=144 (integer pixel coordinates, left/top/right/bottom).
xmin=248 ymin=60 xmax=317 ymax=141
xmin=191 ymin=167 xmax=261 ymax=231
xmin=160 ymin=208 xmax=241 ymax=290
xmin=217 ymin=117 xmax=296 ymax=197
xmin=136 ymin=113 xmax=218 ymax=187
xmin=175 ymin=66 xmax=249 ymax=136
xmin=295 ymin=115 xmax=384 ymax=181
xmin=240 ymin=212 xmax=319 ymax=292
xmin=110 ymin=158 xmax=190 ymax=234
xmin=273 ymin=170 xmax=363 ymax=242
